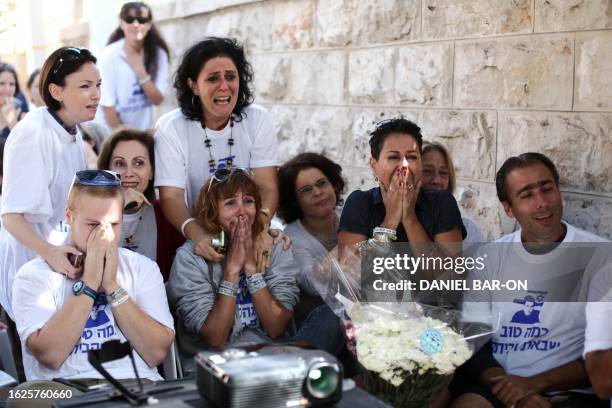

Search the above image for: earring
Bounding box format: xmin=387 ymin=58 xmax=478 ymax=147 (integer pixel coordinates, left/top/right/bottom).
xmin=374 ymin=175 xmax=379 ymax=182
xmin=191 ymin=95 xmax=199 ymax=108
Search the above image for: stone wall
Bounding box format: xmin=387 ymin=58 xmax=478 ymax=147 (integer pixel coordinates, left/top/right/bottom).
xmin=153 ymin=0 xmax=612 ymax=240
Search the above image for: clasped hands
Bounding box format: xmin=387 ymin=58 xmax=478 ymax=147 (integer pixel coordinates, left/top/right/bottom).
xmin=81 ymin=221 xmax=120 ymax=294
xmin=490 ymin=375 xmax=550 ymax=408
xmin=380 ymin=163 xmax=422 ymax=230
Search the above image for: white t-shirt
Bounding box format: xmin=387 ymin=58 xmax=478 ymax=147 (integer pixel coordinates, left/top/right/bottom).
xmin=154 ymin=104 xmax=279 ymax=211
xmin=12 ymin=248 xmax=174 ymax=381
xmin=97 ymin=39 xmax=169 ymax=131
xmin=0 ymin=108 xmax=87 ymax=319
xmin=584 ymin=261 xmax=612 ymax=354
xmin=120 ymin=204 xmax=156 ymax=261
xmin=463 ymin=222 xmax=609 ymax=378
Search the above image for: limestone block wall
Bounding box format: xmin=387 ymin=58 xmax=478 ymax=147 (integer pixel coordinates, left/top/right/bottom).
xmin=153 ymin=0 xmax=612 ymax=240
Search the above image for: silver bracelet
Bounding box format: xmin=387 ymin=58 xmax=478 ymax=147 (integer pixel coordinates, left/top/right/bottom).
xmin=218 ymin=282 xmax=237 ymax=298
xmin=106 ymin=287 xmax=126 ymax=302
xmin=111 ymin=293 xmax=129 ymax=308
xmin=246 ymin=273 xmax=267 ymax=294
xmin=373 ymin=226 xmax=397 ymax=241
xmin=180 ymin=217 xmax=196 ymax=237
xmin=139 ymin=74 xmax=151 ymax=86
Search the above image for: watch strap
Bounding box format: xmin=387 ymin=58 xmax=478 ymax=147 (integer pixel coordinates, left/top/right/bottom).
xmin=82 ymin=285 xmax=98 ymax=301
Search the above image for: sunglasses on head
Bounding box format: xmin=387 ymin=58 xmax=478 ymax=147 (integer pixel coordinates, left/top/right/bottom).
xmin=75 ymin=170 xmax=121 ymax=187
xmin=52 ymin=47 xmax=91 ymax=75
xmin=123 ymin=15 xmax=150 ymax=24
xmin=207 ymin=167 xmax=251 ymax=192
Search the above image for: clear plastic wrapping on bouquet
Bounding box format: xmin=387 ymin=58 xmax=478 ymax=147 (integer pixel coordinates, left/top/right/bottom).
xmin=308 ymin=239 xmax=500 ymax=407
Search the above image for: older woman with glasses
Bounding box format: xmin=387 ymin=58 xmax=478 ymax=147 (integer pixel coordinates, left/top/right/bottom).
xmin=0 ymin=46 xmax=99 ymax=318
xmin=155 ymin=37 xmax=281 ymax=271
xmin=167 ymin=169 xmax=298 ymax=363
xmin=98 ymin=1 xmax=169 ymax=131
xmin=277 ymin=153 xmax=345 ymax=317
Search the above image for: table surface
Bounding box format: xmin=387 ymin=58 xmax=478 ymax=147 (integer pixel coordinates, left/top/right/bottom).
xmin=53 ymin=377 xmax=392 ymax=408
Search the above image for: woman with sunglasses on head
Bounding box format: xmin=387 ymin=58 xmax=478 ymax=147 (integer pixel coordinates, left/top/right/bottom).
xmin=155 ymin=37 xmax=281 ymax=271
xmin=421 ymin=142 xmax=484 ymax=244
xmin=338 ymin=118 xmax=465 ymax=261
xmin=0 ymin=62 xmax=27 ymax=141
xmin=0 ymin=47 xmax=100 ymax=318
xmin=167 ymin=169 xmax=299 ymax=364
xmin=98 ymin=2 xmax=169 ymax=131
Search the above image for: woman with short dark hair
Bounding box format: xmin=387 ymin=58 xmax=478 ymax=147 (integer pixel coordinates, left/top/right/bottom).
xmin=0 ymin=47 xmax=100 ymax=318
xmin=278 ymin=153 xmax=345 ymax=301
xmin=99 ymin=1 xmax=169 ymax=130
xmin=338 ymin=118 xmax=465 ymax=257
xmin=155 ymin=37 xmax=280 ymax=270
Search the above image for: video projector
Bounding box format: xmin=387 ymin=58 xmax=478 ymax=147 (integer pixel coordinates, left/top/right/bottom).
xmin=196 ymin=345 xmax=343 ymax=408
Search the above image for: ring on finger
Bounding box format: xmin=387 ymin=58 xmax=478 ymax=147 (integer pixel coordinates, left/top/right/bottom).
xmin=262 ymin=250 xmax=270 ymax=257
xmin=408 ymin=184 xmax=414 ymax=191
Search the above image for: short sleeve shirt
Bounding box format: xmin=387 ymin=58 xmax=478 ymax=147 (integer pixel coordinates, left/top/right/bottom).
xmin=338 ymin=187 xmax=466 ymax=241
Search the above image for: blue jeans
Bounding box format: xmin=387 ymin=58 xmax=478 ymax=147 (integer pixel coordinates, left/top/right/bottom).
xmin=293 ymin=304 xmax=344 ymax=356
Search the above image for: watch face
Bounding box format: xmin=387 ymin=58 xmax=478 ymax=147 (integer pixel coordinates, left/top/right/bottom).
xmin=73 ymin=280 xmax=84 ymax=295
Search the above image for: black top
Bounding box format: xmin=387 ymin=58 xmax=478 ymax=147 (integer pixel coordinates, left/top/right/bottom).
xmin=338 ymin=187 xmax=466 ymax=241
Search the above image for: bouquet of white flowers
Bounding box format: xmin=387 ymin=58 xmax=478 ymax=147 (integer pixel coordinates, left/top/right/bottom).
xmin=310 ymin=241 xmax=498 ymax=408
xmin=342 ymin=299 xmax=477 ymax=407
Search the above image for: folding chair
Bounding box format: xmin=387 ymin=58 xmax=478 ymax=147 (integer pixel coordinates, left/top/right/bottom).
xmin=161 ymin=339 xmax=183 ymax=380
xmin=0 ymin=329 xmax=18 ymax=383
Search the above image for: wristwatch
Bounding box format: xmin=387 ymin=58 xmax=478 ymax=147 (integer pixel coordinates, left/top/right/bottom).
xmin=73 ymin=280 xmax=98 ymax=301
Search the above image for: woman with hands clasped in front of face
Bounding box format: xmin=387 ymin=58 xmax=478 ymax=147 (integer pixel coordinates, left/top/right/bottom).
xmin=338 ymin=118 xmax=466 ymax=259
xmin=167 ymin=169 xmax=299 ymax=365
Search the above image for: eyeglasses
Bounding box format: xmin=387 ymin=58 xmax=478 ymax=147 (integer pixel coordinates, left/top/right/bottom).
xmin=123 ymin=15 xmax=151 ymax=24
xmin=52 ymin=47 xmax=90 ymax=75
xmin=75 ymin=170 xmax=121 ymax=187
xmin=207 ymin=167 xmax=251 ymax=192
xmin=296 ymin=178 xmax=330 ymax=196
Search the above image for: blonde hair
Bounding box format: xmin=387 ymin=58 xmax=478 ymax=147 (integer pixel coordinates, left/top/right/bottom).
xmin=67 ymin=183 xmax=123 ymax=211
xmin=422 ymin=142 xmax=457 ymax=194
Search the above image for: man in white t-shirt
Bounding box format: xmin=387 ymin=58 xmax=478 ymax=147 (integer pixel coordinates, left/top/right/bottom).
xmin=584 ymin=268 xmax=612 ymax=404
xmin=11 ymin=171 xmax=174 ymax=388
xmin=453 ymin=153 xmax=610 ymax=408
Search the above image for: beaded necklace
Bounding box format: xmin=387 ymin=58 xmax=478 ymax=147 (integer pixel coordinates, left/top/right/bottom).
xmin=203 ymin=117 xmax=234 ymax=172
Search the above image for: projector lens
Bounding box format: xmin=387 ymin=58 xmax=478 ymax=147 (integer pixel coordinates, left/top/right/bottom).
xmin=306 ymin=362 xmax=339 ymax=399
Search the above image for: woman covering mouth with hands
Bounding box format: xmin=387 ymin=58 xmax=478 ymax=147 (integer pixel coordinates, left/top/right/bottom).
xmin=338 ymin=118 xmax=466 ymax=261
xmin=0 ymin=47 xmax=100 ymax=319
